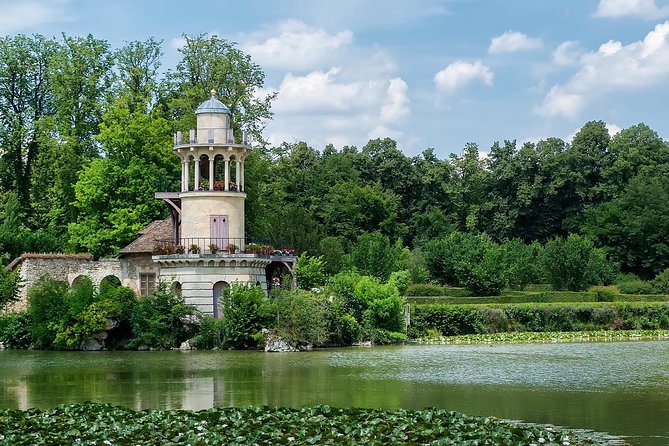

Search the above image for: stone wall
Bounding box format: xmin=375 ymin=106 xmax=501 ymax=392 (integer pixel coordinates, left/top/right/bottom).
xmin=6 ymin=255 xmax=124 ymax=313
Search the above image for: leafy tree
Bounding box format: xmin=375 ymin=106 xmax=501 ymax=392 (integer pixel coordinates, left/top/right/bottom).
xmin=27 ymin=276 xmax=69 ymax=349
xmin=0 ymin=34 xmax=55 ymax=208
xmin=0 ymin=261 xmax=21 ymax=311
xmin=220 ymin=284 xmax=273 ymax=349
xmin=583 ymin=171 xmax=669 ymax=279
xmin=542 ymin=234 xmax=614 ymax=291
xmin=163 ymin=34 xmax=276 ymax=142
xmin=350 ymin=231 xmax=406 ymax=281
xmin=114 ymin=38 xmax=163 ymax=110
xmin=503 ymin=239 xmax=544 ymax=290
xmin=295 ymin=253 xmax=326 ymax=290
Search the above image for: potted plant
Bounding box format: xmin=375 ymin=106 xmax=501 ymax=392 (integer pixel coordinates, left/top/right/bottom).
xmin=209 ymin=244 xmax=219 ymax=254
xmin=175 ymin=245 xmax=185 ymax=254
xmin=226 ymin=243 xmax=238 ymax=254
xmin=188 ymin=244 xmax=201 ymax=254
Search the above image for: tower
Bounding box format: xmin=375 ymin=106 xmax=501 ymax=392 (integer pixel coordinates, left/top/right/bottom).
xmin=154 ymin=90 xmax=271 ymax=317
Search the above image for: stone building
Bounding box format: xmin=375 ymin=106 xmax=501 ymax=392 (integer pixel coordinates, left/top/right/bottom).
xmin=6 ymin=92 xmax=295 ymax=316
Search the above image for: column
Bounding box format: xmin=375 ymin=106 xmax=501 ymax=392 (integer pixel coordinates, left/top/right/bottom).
xmin=181 ymin=160 xmax=186 ymax=192
xmin=239 ymin=160 xmax=244 ymax=192
xmin=209 ymin=158 xmax=214 ymax=191
xmin=194 ymin=157 xmax=200 ymax=191
xmin=224 ymin=159 xmax=230 ymax=191
xmin=235 ymin=160 xmax=241 ymax=191
xmin=184 ymin=159 xmax=190 ymax=192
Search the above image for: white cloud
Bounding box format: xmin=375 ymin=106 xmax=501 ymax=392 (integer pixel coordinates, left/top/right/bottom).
xmin=434 ymin=60 xmax=493 ymax=92
xmin=489 ymin=31 xmax=543 ymax=54
xmin=553 ymin=41 xmax=581 ymax=65
xmin=606 ymin=122 xmax=623 ymax=135
xmin=595 ymin=0 xmax=669 ymax=19
xmin=242 ymin=20 xmax=353 ymax=71
xmin=538 ymin=21 xmax=669 ymax=119
xmin=264 ymin=69 xmax=411 ymax=148
xmin=0 ymin=0 xmax=70 ymax=35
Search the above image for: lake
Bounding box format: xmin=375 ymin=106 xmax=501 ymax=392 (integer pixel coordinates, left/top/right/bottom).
xmin=1 ymin=340 xmax=668 ymax=445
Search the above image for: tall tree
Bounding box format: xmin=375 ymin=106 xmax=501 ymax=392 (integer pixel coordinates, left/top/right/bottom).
xmin=114 ymin=38 xmax=163 ymax=111
xmin=0 ymin=34 xmax=55 ymax=208
xmin=163 ymin=34 xmax=276 ymax=143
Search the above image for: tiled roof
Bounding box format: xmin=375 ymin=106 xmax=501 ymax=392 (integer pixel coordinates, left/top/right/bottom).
xmin=118 ymin=218 xmax=173 ymax=256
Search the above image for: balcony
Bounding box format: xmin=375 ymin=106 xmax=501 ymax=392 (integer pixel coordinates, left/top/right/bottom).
xmin=152 ymin=238 xmax=297 ymax=260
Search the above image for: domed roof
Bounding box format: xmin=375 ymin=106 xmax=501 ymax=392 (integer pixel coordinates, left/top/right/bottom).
xmin=195 ymin=90 xmax=231 ymax=115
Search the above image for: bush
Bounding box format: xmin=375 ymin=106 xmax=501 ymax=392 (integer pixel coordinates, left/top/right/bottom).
xmin=366 ymin=328 xmax=407 ymax=345
xmin=272 ymin=289 xmax=330 ymax=346
xmin=129 ymin=282 xmax=196 ymax=349
xmin=0 ymin=312 xmax=32 ymax=348
xmin=28 ymin=276 xmax=69 ymax=349
xmin=295 ymin=252 xmax=326 ymax=290
xmin=363 ymin=294 xmax=405 ymax=333
xmin=327 ymin=271 xmax=366 ymax=321
xmin=503 ymin=239 xmax=543 ymax=290
xmin=405 ymin=283 xmax=444 ymax=296
xmin=543 ymin=234 xmax=616 ymax=291
xmin=409 ymin=302 xmax=669 ymax=337
xmin=619 ymin=280 xmax=655 ymax=295
xmin=388 ymin=270 xmax=411 ymax=295
xmin=350 ymin=232 xmax=407 ymax=281
xmin=192 ymin=315 xmax=226 ymax=349
xmin=652 ymin=268 xmax=669 ymax=294
xmin=0 ymin=264 xmax=21 ymax=311
xmin=333 ymin=313 xmax=360 ymax=345
xmin=219 ymin=284 xmax=273 ymax=349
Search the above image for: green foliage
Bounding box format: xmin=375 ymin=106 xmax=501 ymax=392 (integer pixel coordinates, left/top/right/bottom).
xmin=652 ymin=268 xmax=669 ymax=294
xmin=503 ymin=239 xmax=544 ymax=290
xmin=410 ymin=302 xmax=669 ymax=337
xmin=0 ymin=311 xmax=32 ymax=348
xmin=0 ymin=403 xmax=590 ymax=446
xmin=388 ymin=270 xmax=411 ymax=295
xmin=192 ymin=315 xmax=225 ymax=350
xmin=405 ymin=283 xmax=445 ymax=297
xmin=350 ymin=232 xmax=406 ymax=281
xmin=272 ymin=289 xmax=330 ymax=346
xmin=220 ymin=284 xmax=273 ymax=349
xmin=618 ymin=280 xmax=655 ymax=295
xmin=0 ymin=261 xmax=21 ymax=311
xmin=27 ymin=276 xmax=69 ymax=349
xmin=129 ymin=282 xmax=195 ymax=349
xmin=425 ymin=232 xmax=505 ymax=296
xmin=543 ymin=234 xmax=614 ymax=291
xmin=317 ymin=236 xmax=346 ymax=276
xmin=363 ymin=294 xmax=405 ymax=333
xmin=326 ymin=270 xmax=366 ymax=321
xmin=295 ymin=252 xmax=326 ymax=290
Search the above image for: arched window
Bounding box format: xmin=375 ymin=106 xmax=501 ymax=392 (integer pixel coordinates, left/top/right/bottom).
xmin=171 ymin=281 xmax=182 ymax=297
xmin=213 ymin=281 xmax=230 ymax=318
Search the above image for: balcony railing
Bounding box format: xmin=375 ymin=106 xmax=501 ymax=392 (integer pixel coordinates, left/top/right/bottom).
xmin=155 ymin=177 xmax=244 ymax=193
xmin=153 ymin=238 xmax=296 ymax=257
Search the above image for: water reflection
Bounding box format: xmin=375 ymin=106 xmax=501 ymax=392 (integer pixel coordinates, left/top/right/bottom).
xmin=1 ymin=341 xmax=668 ymax=446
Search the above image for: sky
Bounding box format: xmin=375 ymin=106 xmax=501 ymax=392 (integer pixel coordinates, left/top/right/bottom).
xmin=2 ymin=0 xmax=669 ymax=158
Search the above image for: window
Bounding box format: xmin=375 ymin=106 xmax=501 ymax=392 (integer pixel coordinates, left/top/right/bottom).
xmin=140 ymin=273 xmax=156 ymax=297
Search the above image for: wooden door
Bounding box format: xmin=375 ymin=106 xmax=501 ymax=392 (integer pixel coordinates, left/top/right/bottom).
xmin=210 ymin=215 xmax=229 ymax=249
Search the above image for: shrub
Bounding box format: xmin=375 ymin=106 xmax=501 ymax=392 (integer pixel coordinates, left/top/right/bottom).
xmin=272 ymin=289 xmax=330 ymax=346
xmin=366 ymin=328 xmax=407 ymax=345
xmin=619 ymin=280 xmax=655 ymax=295
xmin=0 ymin=264 xmax=21 ymax=311
xmin=129 ymin=282 xmax=196 ymax=349
xmin=405 ymin=283 xmax=444 ymax=297
xmin=295 ymin=252 xmax=326 ymax=290
xmin=363 ymin=294 xmax=405 ymax=333
xmin=388 ymin=270 xmax=411 ymax=295
xmin=503 ymin=239 xmax=544 ymax=290
xmin=652 ymin=268 xmax=669 ymax=294
xmin=327 ymin=271 xmax=366 ymax=321
xmin=543 ymin=234 xmax=616 ymax=291
xmin=350 ymin=232 xmax=407 ymax=281
xmin=331 ymin=313 xmax=360 ymax=345
xmin=220 ymin=284 xmax=273 ymax=349
xmin=28 ymin=276 xmax=69 ymax=349
xmin=0 ymin=312 xmax=32 ymax=348
xmin=192 ymin=315 xmax=226 ymax=349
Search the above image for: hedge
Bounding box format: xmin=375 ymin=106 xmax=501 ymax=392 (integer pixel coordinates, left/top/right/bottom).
xmin=407 ymin=291 xmax=669 ymax=306
xmin=409 ymin=302 xmax=669 ymax=337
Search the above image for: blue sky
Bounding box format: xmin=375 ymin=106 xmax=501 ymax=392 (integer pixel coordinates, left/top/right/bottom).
xmin=2 ymin=0 xmax=669 ymax=158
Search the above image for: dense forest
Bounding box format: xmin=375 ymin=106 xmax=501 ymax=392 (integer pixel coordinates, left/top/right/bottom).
xmin=1 ymin=33 xmax=669 ymax=284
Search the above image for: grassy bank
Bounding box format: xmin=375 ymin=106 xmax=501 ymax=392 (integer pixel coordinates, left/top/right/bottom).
xmin=0 ymin=402 xmax=613 ymax=445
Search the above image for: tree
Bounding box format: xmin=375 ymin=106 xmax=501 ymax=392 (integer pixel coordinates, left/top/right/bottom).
xmin=114 ymin=38 xmax=163 ymax=111
xmin=295 ymin=253 xmax=327 ymax=290
xmin=350 ymin=231 xmax=406 ymax=281
xmin=583 ymin=170 xmax=669 ymax=279
xmin=0 ymin=34 xmax=55 ymax=208
xmin=0 ymin=262 xmax=21 ymax=311
xmin=163 ymin=34 xmax=276 ymax=142
xmin=542 ymin=234 xmax=614 ymax=291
